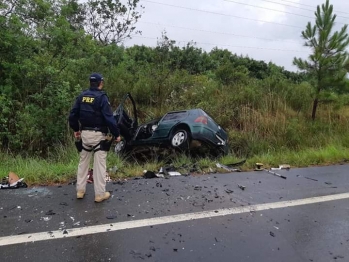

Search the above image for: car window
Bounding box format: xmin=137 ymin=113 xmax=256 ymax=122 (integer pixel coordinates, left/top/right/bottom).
xmin=162 ymin=111 xmax=187 ymax=121
xmin=200 ymin=109 xmax=218 ymax=126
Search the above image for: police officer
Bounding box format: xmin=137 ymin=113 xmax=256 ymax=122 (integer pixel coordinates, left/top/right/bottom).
xmin=69 ymin=73 xmax=121 ymax=203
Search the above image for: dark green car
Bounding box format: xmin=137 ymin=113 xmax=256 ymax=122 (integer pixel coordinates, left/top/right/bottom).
xmin=113 ymin=93 xmax=229 ymax=156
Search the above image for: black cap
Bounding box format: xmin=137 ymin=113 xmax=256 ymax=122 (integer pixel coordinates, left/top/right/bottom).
xmin=89 ymin=73 xmax=103 ymax=83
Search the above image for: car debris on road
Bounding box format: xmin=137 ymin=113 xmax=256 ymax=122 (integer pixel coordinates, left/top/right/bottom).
xmin=255 ymin=163 xmax=288 ymax=179
xmin=214 ymin=159 xmax=246 ymax=172
xmin=143 ymin=166 xmax=187 ymax=179
xmin=264 ymin=169 xmax=287 ymax=180
xmin=271 ymin=164 xmax=291 ymax=170
xmin=143 ymin=170 xmax=158 ymax=179
xmin=216 ymin=163 xmax=241 ymax=172
xmin=1 ymin=172 xmax=27 ymax=189
xmin=142 ymin=163 xmax=205 ymax=179
xmin=238 ymin=184 xmax=246 ymax=190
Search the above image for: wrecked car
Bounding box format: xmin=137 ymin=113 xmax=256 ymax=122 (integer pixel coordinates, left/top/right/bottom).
xmin=113 ymin=93 xmax=229 ymax=156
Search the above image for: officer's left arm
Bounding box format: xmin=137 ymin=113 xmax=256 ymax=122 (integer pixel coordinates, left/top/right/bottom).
xmin=68 ymin=96 xmax=81 ymax=132
xmin=100 ymin=95 xmax=120 ymax=138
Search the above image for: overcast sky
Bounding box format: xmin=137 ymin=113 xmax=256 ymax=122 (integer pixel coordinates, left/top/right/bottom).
xmin=123 ymin=0 xmax=349 ymax=71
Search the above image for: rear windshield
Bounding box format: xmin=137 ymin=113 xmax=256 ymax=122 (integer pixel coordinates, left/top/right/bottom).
xmin=199 ymin=109 xmax=218 ymax=125
xmin=162 ymin=111 xmax=187 ymax=121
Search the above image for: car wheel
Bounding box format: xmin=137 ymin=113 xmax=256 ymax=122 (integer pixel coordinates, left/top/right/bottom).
xmin=114 ymin=139 xmax=126 ymax=155
xmin=170 ymin=129 xmax=190 ymax=150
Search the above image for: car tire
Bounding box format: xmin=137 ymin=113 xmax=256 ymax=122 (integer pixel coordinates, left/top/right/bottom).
xmin=114 ymin=139 xmax=127 ymax=155
xmin=170 ymin=129 xmax=190 ymax=150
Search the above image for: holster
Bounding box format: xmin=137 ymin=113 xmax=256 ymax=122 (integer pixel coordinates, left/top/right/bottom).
xmin=75 ymin=139 xmax=83 ymax=152
xmin=76 ymin=137 xmax=113 ymax=153
xmin=99 ymin=139 xmax=113 ymax=152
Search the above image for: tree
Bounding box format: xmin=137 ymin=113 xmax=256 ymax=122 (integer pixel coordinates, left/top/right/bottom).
xmin=0 ymin=0 xmax=96 ymax=153
xmin=293 ymin=0 xmax=349 ymax=120
xmin=84 ymin=0 xmax=143 ymax=45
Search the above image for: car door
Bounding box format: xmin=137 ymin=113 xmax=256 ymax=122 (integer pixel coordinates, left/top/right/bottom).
xmin=113 ymin=93 xmax=138 ymax=141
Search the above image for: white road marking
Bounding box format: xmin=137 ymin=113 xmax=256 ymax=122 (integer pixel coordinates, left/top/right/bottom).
xmin=1 ymin=192 xmax=348 ymax=247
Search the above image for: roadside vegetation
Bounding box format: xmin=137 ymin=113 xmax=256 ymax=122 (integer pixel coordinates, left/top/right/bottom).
xmin=1 ymin=0 xmax=349 ymax=185
xmin=1 ymin=142 xmax=349 ymax=185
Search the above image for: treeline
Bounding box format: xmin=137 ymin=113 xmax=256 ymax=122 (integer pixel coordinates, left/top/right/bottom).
xmin=1 ymin=0 xmax=349 ymax=157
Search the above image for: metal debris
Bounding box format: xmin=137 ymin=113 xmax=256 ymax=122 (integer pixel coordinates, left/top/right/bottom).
xmin=264 ymin=169 xmax=287 ymax=179
xmin=238 ymin=184 xmax=246 ymax=191
xmin=168 ymin=171 xmax=182 ymax=176
xmin=255 ymin=163 xmax=287 ymax=179
xmin=45 ymin=210 xmax=56 ymax=216
xmin=271 ymin=164 xmax=291 ymax=170
xmin=1 ymin=172 xmax=27 ymax=189
xmin=143 ymin=170 xmax=157 ymax=179
xmin=216 ymin=163 xmax=241 ymax=172
xmin=304 ymin=177 xmax=318 ymax=182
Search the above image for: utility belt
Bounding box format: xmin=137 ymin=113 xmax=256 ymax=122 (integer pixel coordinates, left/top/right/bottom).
xmin=75 ymin=136 xmax=113 ymax=153
xmin=81 ymin=126 xmax=108 ymax=134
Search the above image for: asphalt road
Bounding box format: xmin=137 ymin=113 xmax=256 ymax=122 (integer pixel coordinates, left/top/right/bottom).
xmin=0 ymin=164 xmax=349 ymax=262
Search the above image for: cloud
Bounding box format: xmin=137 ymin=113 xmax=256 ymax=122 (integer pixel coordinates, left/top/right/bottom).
xmin=124 ymin=0 xmax=349 ymax=71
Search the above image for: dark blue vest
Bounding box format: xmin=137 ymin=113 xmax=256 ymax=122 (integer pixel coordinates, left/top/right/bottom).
xmin=78 ymin=88 xmax=106 ymax=129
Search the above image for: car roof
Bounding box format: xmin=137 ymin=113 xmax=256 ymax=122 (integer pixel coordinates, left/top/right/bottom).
xmin=165 ymin=108 xmax=202 ymax=114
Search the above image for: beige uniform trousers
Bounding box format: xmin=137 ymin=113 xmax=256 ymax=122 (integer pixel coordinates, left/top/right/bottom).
xmin=76 ymin=130 xmax=107 ymax=196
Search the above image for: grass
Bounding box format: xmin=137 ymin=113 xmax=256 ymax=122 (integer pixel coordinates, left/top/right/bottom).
xmin=244 ymin=144 xmax=349 ymax=169
xmin=1 ymin=143 xmax=349 ymax=186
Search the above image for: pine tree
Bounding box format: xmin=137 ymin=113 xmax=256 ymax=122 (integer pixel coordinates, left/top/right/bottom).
xmin=293 ymin=0 xmax=349 ymax=120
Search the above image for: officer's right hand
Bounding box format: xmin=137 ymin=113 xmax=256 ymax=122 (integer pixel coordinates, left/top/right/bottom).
xmin=115 ymin=136 xmax=121 ymax=142
xmin=74 ymin=132 xmax=81 ymax=139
